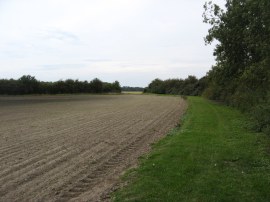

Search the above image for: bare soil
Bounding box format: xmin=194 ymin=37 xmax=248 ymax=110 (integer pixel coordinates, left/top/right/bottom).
xmin=0 ymin=94 xmax=187 ymax=201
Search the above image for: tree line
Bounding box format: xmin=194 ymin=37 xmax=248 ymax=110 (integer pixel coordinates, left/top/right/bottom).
xmin=121 ymin=86 xmax=144 ymax=92
xmin=144 ymin=76 xmax=207 ymax=96
xmin=204 ymin=0 xmax=270 ymax=134
xmin=203 ymin=0 xmax=270 ymax=134
xmin=0 ymin=75 xmax=121 ymax=95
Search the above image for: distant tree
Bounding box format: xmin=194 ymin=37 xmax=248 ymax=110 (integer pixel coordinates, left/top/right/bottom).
xmin=182 ymin=76 xmax=198 ymax=95
xmin=90 ymin=78 xmax=103 ymax=93
xmin=18 ymin=75 xmax=39 ymax=94
xmin=144 ymin=76 xmax=204 ymax=96
xmin=103 ymin=82 xmax=113 ymax=93
xmin=0 ymin=75 xmax=121 ymax=95
xmin=148 ymin=79 xmax=166 ymax=94
xmin=64 ymin=79 xmax=75 ymax=93
xmin=0 ymin=79 xmax=20 ymax=94
xmin=121 ymin=86 xmax=144 ymax=92
xmin=111 ymin=81 xmax=121 ymax=93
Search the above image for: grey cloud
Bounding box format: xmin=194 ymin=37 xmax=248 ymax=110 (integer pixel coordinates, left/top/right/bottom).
xmin=0 ymin=50 xmax=25 ymax=59
xmin=38 ymin=29 xmax=79 ymax=43
xmin=84 ymin=59 xmax=113 ymax=62
xmin=39 ymin=63 xmax=86 ymax=70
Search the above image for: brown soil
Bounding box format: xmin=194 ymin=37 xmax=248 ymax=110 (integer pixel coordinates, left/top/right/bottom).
xmin=0 ymin=94 xmax=187 ymax=201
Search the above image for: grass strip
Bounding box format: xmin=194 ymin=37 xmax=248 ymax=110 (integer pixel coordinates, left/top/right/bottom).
xmin=113 ymin=96 xmax=270 ymax=202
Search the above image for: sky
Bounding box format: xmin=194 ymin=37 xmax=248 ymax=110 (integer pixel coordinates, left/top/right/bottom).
xmin=0 ymin=0 xmax=225 ymax=87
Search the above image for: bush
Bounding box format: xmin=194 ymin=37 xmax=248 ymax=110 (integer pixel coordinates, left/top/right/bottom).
xmin=251 ymin=101 xmax=270 ymax=135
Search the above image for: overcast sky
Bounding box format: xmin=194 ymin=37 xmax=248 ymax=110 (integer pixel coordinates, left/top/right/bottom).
xmin=0 ymin=0 xmax=225 ymax=87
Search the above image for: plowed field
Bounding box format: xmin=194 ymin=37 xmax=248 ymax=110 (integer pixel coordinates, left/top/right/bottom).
xmin=0 ymin=94 xmax=187 ymax=201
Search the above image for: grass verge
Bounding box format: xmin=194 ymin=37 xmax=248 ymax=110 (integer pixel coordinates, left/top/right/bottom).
xmin=113 ymin=96 xmax=270 ymax=202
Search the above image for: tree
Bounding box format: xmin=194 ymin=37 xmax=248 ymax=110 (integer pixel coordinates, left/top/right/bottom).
xmin=90 ymin=78 xmax=103 ymax=93
xmin=18 ymin=75 xmax=39 ymax=94
xmin=203 ymin=0 xmax=270 ymax=103
xmin=145 ymin=76 xmax=203 ymax=96
xmin=0 ymin=75 xmax=121 ymax=95
xmin=148 ymin=79 xmax=165 ymax=94
xmin=111 ymin=81 xmax=121 ymax=93
xmin=203 ymin=0 xmax=270 ymax=133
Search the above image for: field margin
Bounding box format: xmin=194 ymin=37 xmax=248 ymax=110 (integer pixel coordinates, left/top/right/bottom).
xmin=113 ymin=96 xmax=270 ymax=202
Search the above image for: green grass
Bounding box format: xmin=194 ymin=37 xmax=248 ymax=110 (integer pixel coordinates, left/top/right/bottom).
xmin=113 ymin=97 xmax=270 ymax=202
